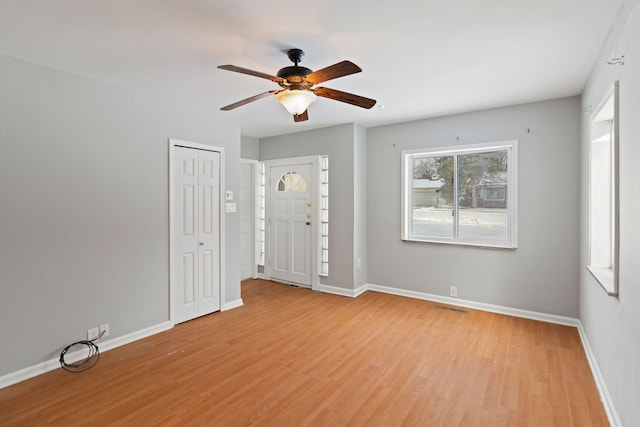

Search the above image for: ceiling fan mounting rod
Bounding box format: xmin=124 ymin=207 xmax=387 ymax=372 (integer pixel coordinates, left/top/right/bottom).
xmin=287 ymin=48 xmax=305 ymax=66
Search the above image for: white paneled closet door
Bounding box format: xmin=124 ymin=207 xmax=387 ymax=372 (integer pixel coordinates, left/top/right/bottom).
xmin=174 ymin=146 xmax=221 ymax=324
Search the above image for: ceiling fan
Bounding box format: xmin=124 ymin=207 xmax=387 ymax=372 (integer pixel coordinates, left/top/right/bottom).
xmin=218 ymin=48 xmax=376 ymax=122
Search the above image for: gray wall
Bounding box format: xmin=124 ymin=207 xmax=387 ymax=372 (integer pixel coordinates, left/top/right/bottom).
xmin=367 ymin=97 xmax=581 ymax=317
xmin=241 ymin=135 xmax=259 ymax=160
xmin=353 ymin=125 xmax=367 ymax=288
xmin=0 ymin=56 xmax=241 ymax=376
xmin=580 ymin=0 xmax=640 ymax=424
xmin=260 ymin=124 xmax=357 ymax=290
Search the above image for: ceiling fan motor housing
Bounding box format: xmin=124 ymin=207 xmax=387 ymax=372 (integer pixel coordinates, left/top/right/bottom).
xmin=277 ymin=48 xmax=312 ymax=81
xmin=277 ymin=65 xmax=313 ymax=80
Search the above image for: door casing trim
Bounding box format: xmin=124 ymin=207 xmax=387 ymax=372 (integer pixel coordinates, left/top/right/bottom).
xmin=240 ymin=158 xmax=259 ymax=280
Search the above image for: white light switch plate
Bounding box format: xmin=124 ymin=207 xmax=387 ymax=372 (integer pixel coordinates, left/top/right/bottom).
xmin=225 ymin=202 xmax=236 ymax=213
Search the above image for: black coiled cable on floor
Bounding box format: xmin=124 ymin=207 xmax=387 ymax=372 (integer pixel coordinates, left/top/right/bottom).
xmin=59 ymin=332 xmax=103 ymax=373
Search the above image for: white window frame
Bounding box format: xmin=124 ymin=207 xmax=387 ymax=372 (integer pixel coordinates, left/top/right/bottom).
xmin=258 ymin=162 xmax=266 ymax=268
xmin=401 ymin=140 xmax=518 ymax=249
xmin=320 ymin=155 xmax=329 ymax=277
xmin=587 ymin=81 xmax=619 ymax=296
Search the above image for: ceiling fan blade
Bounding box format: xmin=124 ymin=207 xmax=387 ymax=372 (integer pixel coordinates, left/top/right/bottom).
xmin=220 ymin=90 xmax=280 ymax=111
xmin=293 ymin=110 xmax=309 ymax=122
xmin=306 ymin=61 xmax=362 ymax=85
xmin=218 ymin=65 xmax=286 ymax=84
xmin=314 ymin=87 xmax=376 ymax=109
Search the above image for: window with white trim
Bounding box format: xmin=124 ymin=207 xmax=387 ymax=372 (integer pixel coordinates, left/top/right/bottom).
xmin=320 ymin=155 xmax=329 ymax=276
xmin=258 ymin=162 xmax=266 ymax=267
xmin=587 ymin=81 xmax=619 ymax=295
xmin=402 ymin=141 xmax=518 ymax=248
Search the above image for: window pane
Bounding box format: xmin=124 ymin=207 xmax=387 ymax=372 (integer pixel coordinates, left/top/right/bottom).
xmin=277 ymin=172 xmax=307 ymax=192
xmin=292 ymin=172 xmax=307 ymax=192
xmin=411 ymin=156 xmax=454 ymax=238
xmin=587 ymin=81 xmax=618 ymax=295
xmin=321 ymin=262 xmax=328 ymax=276
xmin=259 ymin=163 xmax=266 ymax=266
xmin=590 ymin=131 xmax=613 ymax=267
xmin=321 ymin=156 xmax=329 ymax=276
xmin=457 ymin=151 xmax=508 ymax=242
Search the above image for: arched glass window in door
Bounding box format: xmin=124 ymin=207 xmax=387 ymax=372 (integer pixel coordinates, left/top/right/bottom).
xmin=276 ymin=171 xmax=307 ymax=192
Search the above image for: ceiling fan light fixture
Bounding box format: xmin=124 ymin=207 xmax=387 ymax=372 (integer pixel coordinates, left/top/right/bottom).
xmin=218 ymin=49 xmax=375 ymax=122
xmin=275 ymin=89 xmax=317 ymax=115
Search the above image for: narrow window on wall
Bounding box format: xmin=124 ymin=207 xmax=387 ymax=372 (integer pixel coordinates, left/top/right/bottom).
xmin=258 ymin=162 xmax=266 ymax=268
xmin=587 ymin=81 xmax=619 ymax=296
xmin=402 ymin=140 xmax=518 ymax=248
xmin=320 ymin=155 xmax=329 ymax=276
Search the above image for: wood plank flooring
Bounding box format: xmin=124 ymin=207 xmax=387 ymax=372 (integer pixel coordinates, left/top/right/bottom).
xmin=0 ymin=279 xmax=608 ymax=426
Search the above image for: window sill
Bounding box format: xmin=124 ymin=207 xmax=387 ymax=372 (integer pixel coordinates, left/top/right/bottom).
xmin=402 ymin=236 xmax=517 ymax=249
xmin=586 ymin=265 xmax=618 ymax=296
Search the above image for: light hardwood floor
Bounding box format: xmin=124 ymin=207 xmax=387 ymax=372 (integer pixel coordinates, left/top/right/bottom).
xmin=0 ymin=279 xmax=608 ymax=426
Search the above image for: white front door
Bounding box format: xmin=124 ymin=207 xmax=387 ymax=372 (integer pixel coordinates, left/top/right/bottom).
xmin=173 ymin=146 xmax=221 ymax=323
xmin=268 ymin=163 xmax=314 ymax=287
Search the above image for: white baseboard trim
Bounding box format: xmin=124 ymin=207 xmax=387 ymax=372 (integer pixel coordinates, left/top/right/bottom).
xmin=354 ymin=285 xmax=368 ymax=297
xmin=318 ymin=283 xmax=368 ymax=298
xmin=366 ymin=283 xmax=580 ymax=327
xmin=0 ymin=321 xmax=172 ymax=390
xmin=576 ymin=322 xmax=622 ymax=427
xmin=224 ymin=299 xmax=244 ymax=311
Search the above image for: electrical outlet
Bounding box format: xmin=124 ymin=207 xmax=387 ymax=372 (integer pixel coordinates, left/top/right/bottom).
xmin=449 ymin=286 xmax=458 ymax=297
xmin=87 ymin=327 xmax=99 ymax=341
xmin=99 ymin=323 xmax=110 ymax=338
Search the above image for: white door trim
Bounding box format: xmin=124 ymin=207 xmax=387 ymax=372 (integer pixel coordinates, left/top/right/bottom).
xmin=169 ymin=138 xmax=226 ymax=325
xmin=240 ymin=158 xmax=259 ymax=280
xmin=264 ymin=155 xmax=321 ymax=291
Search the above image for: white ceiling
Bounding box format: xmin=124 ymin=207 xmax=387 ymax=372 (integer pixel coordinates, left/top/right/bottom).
xmin=0 ymin=0 xmax=623 ymax=138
